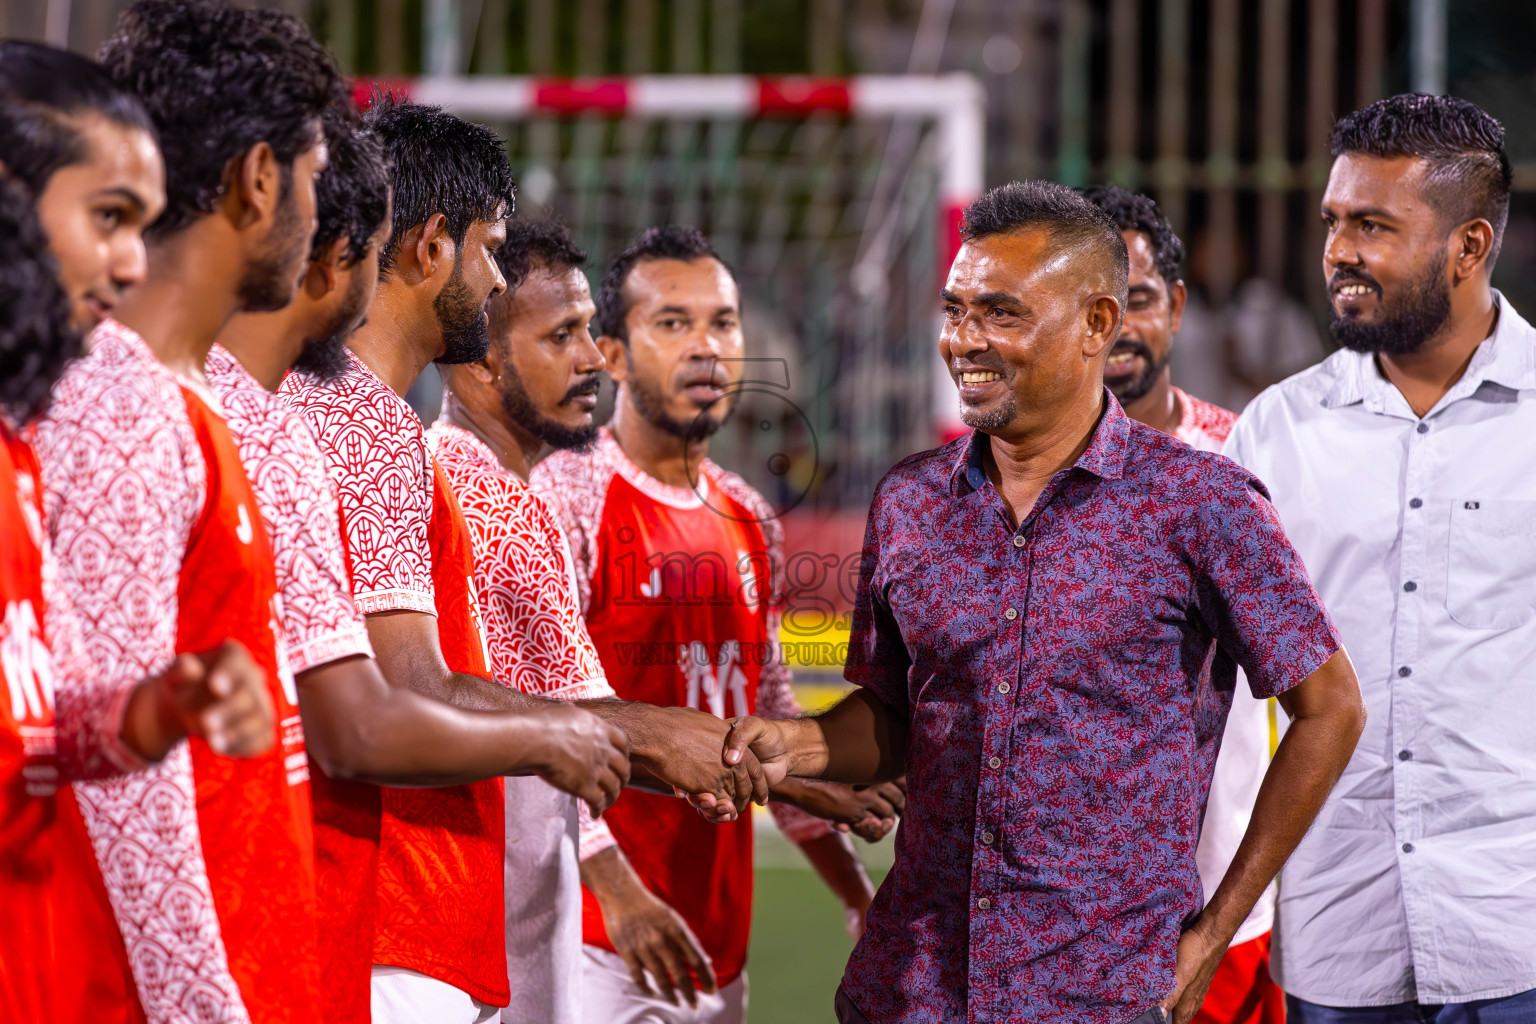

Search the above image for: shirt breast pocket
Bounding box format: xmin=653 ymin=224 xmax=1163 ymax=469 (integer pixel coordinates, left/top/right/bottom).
xmin=1446 ymin=498 xmax=1536 ymax=630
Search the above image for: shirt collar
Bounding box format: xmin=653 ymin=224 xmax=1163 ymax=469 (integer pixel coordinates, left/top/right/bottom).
xmin=950 ymin=389 xmax=1131 ymax=497
xmin=1323 ymin=291 xmax=1536 ymax=409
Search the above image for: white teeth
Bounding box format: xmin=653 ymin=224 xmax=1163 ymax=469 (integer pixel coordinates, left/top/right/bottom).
xmin=960 ymin=371 xmax=1002 ymax=383
xmin=1338 ymin=284 xmax=1372 ymax=297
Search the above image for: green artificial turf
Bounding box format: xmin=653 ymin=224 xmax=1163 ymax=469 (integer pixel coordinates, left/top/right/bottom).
xmin=746 ymin=820 xmax=893 ymax=1023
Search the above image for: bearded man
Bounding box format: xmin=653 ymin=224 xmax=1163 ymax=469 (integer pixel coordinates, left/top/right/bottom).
xmin=1225 ymin=94 xmax=1536 ymax=1022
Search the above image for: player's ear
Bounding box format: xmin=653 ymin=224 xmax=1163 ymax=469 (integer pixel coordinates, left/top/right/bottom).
xmin=303 ymin=238 xmax=345 ymax=299
xmin=1083 ymin=294 xmax=1120 ymax=358
xmin=596 ymin=334 xmax=628 ymax=384
xmin=417 ymin=213 xmax=452 ymax=283
xmin=1168 ymin=278 xmax=1188 ymax=335
xmin=229 ymin=142 xmax=280 ymax=231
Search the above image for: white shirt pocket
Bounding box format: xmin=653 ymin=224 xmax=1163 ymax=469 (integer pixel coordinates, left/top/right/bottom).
xmin=1446 ymin=498 xmax=1536 ymax=629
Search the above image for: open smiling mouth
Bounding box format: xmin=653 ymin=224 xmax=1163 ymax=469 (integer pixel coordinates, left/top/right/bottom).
xmin=960 ymin=371 xmax=1002 ymax=383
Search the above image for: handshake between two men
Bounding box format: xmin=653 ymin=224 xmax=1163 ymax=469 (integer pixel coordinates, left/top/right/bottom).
xmin=562 ymin=697 xmax=904 ymax=843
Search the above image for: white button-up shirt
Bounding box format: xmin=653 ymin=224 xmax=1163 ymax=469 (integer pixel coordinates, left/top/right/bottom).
xmin=1224 ymin=292 xmax=1536 ymax=1007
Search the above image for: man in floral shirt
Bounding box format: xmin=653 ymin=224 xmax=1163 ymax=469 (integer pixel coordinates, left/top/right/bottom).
xmin=718 ymin=181 xmax=1367 ymax=1024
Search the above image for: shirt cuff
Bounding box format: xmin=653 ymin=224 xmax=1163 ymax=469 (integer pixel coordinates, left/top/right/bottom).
xmin=285 ymin=626 xmax=375 ymax=676
xmin=577 ymin=802 xmax=617 ymax=861
xmin=354 ymin=588 xmax=437 ymax=616
xmin=770 ymin=800 xmax=835 ymax=844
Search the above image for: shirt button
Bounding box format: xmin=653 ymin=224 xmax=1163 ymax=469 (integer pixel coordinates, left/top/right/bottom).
xmin=1398 ymin=666 xmax=1413 ymax=678
xmin=1399 ymin=749 xmax=1413 ymax=761
xmin=1012 ymin=534 xmax=1025 ymax=547
xmin=988 ymin=756 xmax=1002 ymax=769
xmin=1004 ymin=608 xmax=1018 ymax=620
xmin=1416 ymin=422 xmax=1429 ymax=434
xmin=998 ymin=682 xmax=1011 ymax=694
xmin=977 ymin=897 xmax=991 ymax=910
xmin=1402 ymin=842 xmax=1415 ymax=854
xmin=981 ymin=831 xmax=995 ymax=845
xmin=1403 ymin=581 xmax=1417 ymax=592
xmin=1409 ymin=497 xmax=1423 ymax=509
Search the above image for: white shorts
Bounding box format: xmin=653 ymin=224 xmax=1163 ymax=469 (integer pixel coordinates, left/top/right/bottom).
xmin=501 ymin=776 xmax=582 ymax=1024
xmin=371 ymin=966 xmax=499 ymax=1024
xmin=580 ymin=944 xmax=747 ymax=1024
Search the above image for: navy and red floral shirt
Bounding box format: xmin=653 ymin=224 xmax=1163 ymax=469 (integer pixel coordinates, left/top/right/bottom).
xmin=840 ymin=394 xmax=1340 ymax=1024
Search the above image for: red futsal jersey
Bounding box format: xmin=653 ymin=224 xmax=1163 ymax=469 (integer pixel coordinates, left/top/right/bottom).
xmin=281 ymin=355 xmax=509 ymax=1008
xmin=0 ymin=422 xmax=59 ymax=1024
xmin=38 ymin=320 xmax=314 ymax=1023
xmin=176 ymin=387 xmax=319 ymax=1022
xmin=534 ymin=429 xmax=828 ymax=987
xmin=207 ymin=345 xmax=378 ymax=1022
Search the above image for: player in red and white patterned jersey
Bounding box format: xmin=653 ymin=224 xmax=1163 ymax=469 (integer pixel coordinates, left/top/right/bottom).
xmin=217 ymin=105 xmax=647 ymax=1024
xmin=1083 ymin=186 xmax=1279 ymax=1024
xmin=32 ymin=9 xmax=343 ymax=1022
xmin=279 ymin=96 xmax=641 ymax=1024
xmin=433 ymin=220 xmax=618 ymax=1024
xmin=0 ymin=164 xmax=271 ymax=1024
xmin=437 ymin=219 xmax=817 ymax=1023
xmin=533 ymin=226 xmax=897 ymax=1024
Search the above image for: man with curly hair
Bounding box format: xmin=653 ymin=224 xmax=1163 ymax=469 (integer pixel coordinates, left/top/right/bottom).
xmin=31 ymin=2 xmax=340 ymax=1020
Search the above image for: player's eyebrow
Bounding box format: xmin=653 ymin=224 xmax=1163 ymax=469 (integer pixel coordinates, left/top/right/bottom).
xmin=90 ymin=187 xmax=149 ymax=214
xmin=655 ymin=304 xmax=691 ymax=318
xmin=972 ymin=290 xmax=1026 ymax=312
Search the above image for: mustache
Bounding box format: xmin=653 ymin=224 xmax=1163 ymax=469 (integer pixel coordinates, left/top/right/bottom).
xmin=560 ymin=375 xmax=602 ymax=403
xmin=1329 ymin=266 xmax=1383 ymax=297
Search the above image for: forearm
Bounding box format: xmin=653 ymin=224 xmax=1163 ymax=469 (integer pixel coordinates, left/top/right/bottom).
xmin=790 ymin=689 xmax=907 ymax=784
xmin=578 ymin=698 xmax=677 ymax=769
xmin=1199 ymin=687 xmax=1363 ymax=942
xmin=299 ymin=658 xmax=559 ymax=786
xmin=580 ymin=844 xmax=649 ymax=906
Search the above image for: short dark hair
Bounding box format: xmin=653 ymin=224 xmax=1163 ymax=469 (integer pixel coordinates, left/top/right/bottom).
xmin=487 ymin=218 xmax=587 ymax=339
xmin=363 ymin=95 xmax=515 ymax=276
xmin=1331 ymin=93 xmax=1513 ymax=266
xmin=98 ymin=0 xmax=340 ymax=241
xmin=312 ymin=103 xmax=391 ymax=267
xmin=960 ymin=180 xmax=1130 ymax=300
xmin=595 ymin=225 xmax=728 ymax=342
xmin=0 ymin=177 xmax=79 ymax=424
xmin=0 ymin=41 xmax=158 ymax=199
xmin=1080 ymin=184 xmax=1184 ymax=289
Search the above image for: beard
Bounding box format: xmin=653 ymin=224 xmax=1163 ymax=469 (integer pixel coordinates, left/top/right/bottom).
xmin=1105 ymin=341 xmax=1170 ymax=405
xmin=432 ymin=257 xmax=491 ymax=365
xmin=959 ymin=394 xmax=1017 ymax=431
xmin=238 ymin=170 xmax=308 ymax=313
xmin=290 ymin=263 xmax=370 ymax=383
xmin=1329 ymin=255 xmax=1452 ymax=356
xmin=627 ymin=371 xmax=734 ymax=442
xmin=498 ymin=365 xmax=601 ymax=452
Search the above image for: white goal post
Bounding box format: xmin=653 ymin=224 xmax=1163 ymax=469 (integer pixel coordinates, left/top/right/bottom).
xmin=367 ymin=73 xmax=986 ymax=442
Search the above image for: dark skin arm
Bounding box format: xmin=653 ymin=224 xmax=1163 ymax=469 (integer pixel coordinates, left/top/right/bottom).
xmin=1160 ymin=649 xmax=1365 ymax=1023
xmin=715 ymin=687 xmax=910 ymax=793
xmin=352 ymin=611 xmax=630 ymax=815
xmin=581 ymin=845 xmax=718 ymax=1009
xmin=368 ymin=610 xmax=768 ymax=811
xmin=772 ymin=777 xmax=905 ymax=842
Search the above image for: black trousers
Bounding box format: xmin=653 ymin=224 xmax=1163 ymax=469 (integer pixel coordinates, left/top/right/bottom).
xmin=833 ymin=987 xmax=1168 ymax=1024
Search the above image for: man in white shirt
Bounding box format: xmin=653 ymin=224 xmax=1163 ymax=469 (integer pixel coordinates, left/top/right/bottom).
xmin=1225 ymin=93 xmax=1536 ymax=1022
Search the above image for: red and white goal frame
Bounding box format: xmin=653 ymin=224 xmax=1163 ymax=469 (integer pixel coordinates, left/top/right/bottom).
xmin=362 ymin=73 xmax=985 ymax=440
